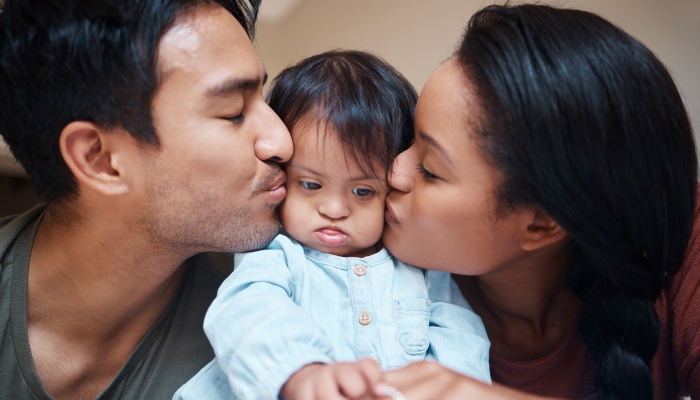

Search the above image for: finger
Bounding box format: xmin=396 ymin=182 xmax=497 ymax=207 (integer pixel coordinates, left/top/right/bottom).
xmin=383 ymin=361 xmax=463 ymax=400
xmin=354 ymin=359 xmax=384 ymax=396
xmin=335 ymin=358 xmax=384 ymax=400
xmin=384 ymin=361 xmax=443 ymax=390
xmin=281 ymin=364 xmax=324 ymax=400
xmin=314 ymin=368 xmax=349 ymax=400
xmin=386 ymin=363 xmax=500 ymax=400
xmin=398 ymin=367 xmax=463 ymax=400
xmin=334 ymin=365 xmax=369 ymax=399
xmin=293 ymin=383 xmax=315 ymax=400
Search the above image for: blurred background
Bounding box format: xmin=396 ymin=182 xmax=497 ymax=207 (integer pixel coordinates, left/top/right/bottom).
xmin=2 ymin=0 xmax=699 ymax=217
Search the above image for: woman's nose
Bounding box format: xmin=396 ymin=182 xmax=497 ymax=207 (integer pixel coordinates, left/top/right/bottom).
xmin=318 ymin=197 xmax=350 ymax=220
xmin=388 ymin=147 xmax=415 ymax=193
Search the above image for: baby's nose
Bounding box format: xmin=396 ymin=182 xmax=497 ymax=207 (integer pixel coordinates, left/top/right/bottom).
xmin=318 ymin=198 xmax=350 ymax=219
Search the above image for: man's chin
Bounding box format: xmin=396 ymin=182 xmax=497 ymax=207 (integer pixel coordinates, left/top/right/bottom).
xmin=225 ymin=219 xmax=281 ymax=253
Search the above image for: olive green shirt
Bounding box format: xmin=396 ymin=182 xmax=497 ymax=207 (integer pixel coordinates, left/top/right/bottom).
xmin=0 ymin=205 xmax=231 ymax=399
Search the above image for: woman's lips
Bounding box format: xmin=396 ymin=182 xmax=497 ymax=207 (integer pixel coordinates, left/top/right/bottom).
xmin=384 ymin=201 xmax=400 ymax=224
xmin=315 ymin=228 xmax=348 ymax=246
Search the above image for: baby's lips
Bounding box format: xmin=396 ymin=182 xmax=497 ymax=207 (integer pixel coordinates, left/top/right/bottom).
xmin=315 ymin=228 xmax=348 ymax=246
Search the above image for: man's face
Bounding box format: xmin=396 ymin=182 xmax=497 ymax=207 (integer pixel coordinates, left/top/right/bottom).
xmin=134 ymin=5 xmax=292 ymax=254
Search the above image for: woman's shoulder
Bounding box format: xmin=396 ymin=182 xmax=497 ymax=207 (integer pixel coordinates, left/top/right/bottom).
xmin=653 ymin=185 xmax=700 ymax=398
xmin=661 ymin=185 xmax=700 ymax=306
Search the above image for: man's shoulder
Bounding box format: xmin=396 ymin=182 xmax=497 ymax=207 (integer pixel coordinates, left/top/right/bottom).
xmin=176 ymin=252 xmax=234 ymax=317
xmin=0 ymin=205 xmax=45 ymax=256
xmin=190 ymin=252 xmax=234 ymax=279
xmin=133 ymin=253 xmax=234 ymax=399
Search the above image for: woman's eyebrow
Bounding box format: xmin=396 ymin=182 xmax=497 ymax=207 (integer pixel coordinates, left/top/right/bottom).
xmin=419 ymin=132 xmax=454 ymax=165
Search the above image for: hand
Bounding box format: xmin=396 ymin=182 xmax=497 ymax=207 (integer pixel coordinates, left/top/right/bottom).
xmin=379 ymin=361 xmax=553 ymax=400
xmin=281 ymin=359 xmax=384 ymax=400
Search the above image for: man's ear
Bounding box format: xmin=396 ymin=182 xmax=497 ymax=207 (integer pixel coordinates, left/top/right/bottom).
xmin=59 ymin=121 xmax=130 ymax=196
xmin=519 ymin=208 xmax=568 ymax=251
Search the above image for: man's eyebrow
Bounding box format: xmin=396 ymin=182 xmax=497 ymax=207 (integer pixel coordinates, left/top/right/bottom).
xmin=205 ymin=72 xmax=267 ymax=98
xmin=419 ymin=132 xmax=454 ymax=165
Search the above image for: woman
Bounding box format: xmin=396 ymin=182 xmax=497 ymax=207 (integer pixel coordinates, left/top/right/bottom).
xmin=380 ymin=4 xmax=698 ymax=400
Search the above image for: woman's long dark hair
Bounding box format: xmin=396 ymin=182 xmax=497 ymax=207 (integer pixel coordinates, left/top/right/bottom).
xmin=456 ymin=5 xmax=697 ymax=399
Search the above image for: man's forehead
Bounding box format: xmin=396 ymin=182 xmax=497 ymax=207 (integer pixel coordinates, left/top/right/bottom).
xmin=156 ymin=5 xmax=263 ymax=89
xmin=159 ymin=13 xmax=202 ymax=59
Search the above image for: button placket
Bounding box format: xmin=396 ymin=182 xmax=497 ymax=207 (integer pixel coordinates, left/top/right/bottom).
xmin=348 ymin=261 xmax=377 ymax=360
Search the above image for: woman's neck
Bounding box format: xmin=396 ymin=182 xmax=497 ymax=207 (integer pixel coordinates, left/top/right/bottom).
xmin=454 ymin=246 xmax=580 ymax=361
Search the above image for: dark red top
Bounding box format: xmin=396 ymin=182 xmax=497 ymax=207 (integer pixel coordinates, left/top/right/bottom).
xmin=491 ymin=189 xmax=700 ymax=399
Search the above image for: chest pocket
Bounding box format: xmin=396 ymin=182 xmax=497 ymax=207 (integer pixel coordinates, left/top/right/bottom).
xmin=393 ymin=299 xmax=430 ymax=355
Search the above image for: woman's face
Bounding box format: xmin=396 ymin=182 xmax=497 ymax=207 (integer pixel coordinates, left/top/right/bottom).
xmin=383 ymin=58 xmax=528 ymax=275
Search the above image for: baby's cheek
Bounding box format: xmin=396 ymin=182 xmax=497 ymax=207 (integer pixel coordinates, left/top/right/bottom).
xmin=278 ymin=194 xmax=298 ymax=233
xmin=363 ymin=201 xmax=388 ymax=243
xmin=279 ymin=192 xmax=316 ymax=241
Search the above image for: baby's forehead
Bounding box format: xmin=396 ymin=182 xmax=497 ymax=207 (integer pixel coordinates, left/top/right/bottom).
xmin=288 ymin=120 xmax=388 ymax=179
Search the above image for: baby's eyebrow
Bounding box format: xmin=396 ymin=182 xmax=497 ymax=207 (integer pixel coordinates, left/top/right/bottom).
xmin=288 ymin=162 xmax=386 ymax=183
xmin=286 ymin=163 xmax=322 ymax=176
xmin=350 ymin=174 xmax=386 ymax=183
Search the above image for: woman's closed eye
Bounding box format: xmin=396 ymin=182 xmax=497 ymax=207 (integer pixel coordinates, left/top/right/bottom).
xmin=417 ymin=164 xmax=439 ymax=181
xmin=300 ymin=181 xmax=322 ymax=190
xmin=352 ymin=187 xmax=375 ymax=199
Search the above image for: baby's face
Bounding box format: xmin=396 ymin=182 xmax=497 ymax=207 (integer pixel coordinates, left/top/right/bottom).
xmin=280 ymin=120 xmax=389 ymax=257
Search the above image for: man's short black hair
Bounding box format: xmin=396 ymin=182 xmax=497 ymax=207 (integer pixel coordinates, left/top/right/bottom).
xmin=0 ymin=0 xmax=260 ymax=203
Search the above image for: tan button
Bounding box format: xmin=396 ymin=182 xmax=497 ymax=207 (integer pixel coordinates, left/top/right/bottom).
xmin=354 ymin=265 xmax=367 ymax=276
xmin=358 ymin=311 xmax=372 ymax=325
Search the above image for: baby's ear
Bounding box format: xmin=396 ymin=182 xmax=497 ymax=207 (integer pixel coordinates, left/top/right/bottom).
xmin=518 ymin=208 xmax=568 ymax=251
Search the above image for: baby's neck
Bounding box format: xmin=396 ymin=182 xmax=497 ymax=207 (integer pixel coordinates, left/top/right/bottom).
xmin=299 ymin=240 xmax=382 ymax=258
xmin=341 ymin=242 xmax=382 ymax=258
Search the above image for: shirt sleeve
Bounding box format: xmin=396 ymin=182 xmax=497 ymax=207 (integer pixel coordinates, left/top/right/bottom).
xmin=667 ymin=205 xmax=700 ymax=398
xmin=203 ymin=235 xmax=335 ymax=400
xmin=424 ymin=270 xmax=492 ymax=383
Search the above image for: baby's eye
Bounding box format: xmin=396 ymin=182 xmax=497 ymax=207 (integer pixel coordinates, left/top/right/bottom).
xmin=352 ymin=188 xmax=375 ymax=198
xmin=300 ymin=181 xmax=321 ymax=190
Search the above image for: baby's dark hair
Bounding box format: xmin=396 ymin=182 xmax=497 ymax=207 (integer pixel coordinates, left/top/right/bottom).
xmin=266 ymin=50 xmax=417 ymax=177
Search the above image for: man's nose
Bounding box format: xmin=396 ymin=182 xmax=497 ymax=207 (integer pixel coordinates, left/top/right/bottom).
xmin=318 ymin=197 xmax=350 ymax=220
xmin=387 ymin=147 xmax=415 ymax=193
xmin=254 ymin=102 xmax=293 ymax=163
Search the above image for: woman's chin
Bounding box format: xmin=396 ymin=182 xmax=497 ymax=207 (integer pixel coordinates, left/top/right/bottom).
xmin=381 ymin=226 xmax=396 ymax=247
xmin=382 ymin=227 xmax=410 ymax=261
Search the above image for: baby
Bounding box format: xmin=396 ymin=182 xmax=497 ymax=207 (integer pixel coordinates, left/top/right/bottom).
xmin=175 ymin=50 xmax=490 ymax=400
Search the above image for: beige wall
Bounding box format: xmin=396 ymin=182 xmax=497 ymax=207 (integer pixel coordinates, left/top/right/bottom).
xmin=255 ymin=0 xmax=700 ymax=145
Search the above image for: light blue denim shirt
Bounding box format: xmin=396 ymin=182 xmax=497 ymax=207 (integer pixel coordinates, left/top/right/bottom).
xmin=175 ymin=234 xmax=490 ymax=400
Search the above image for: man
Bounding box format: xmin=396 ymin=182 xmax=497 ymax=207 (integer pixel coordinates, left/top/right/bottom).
xmin=0 ymin=0 xmax=292 ymax=398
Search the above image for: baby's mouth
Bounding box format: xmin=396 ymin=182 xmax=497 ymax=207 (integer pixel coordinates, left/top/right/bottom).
xmin=315 ymin=227 xmax=348 ymax=246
